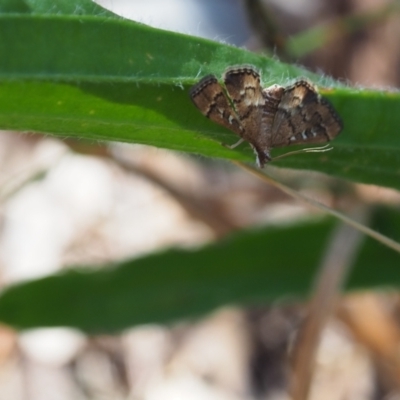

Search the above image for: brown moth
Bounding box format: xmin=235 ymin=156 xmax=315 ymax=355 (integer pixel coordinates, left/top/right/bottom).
xmin=190 ymin=65 xmax=343 ymax=167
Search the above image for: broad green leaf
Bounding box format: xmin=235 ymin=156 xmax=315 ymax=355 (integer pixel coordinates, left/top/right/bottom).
xmin=0 ymin=2 xmax=399 ymax=191
xmin=0 ymin=208 xmax=398 ymax=333
xmin=0 ymin=0 xmax=115 ymax=15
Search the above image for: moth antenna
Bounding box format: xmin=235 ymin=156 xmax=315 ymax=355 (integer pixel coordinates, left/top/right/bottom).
xmin=302 ymin=144 xmax=333 ymax=153
xmin=273 ymin=144 xmax=333 ymax=161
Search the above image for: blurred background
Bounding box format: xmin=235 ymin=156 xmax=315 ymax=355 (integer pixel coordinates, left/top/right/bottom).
xmin=0 ymin=0 xmax=400 ymax=399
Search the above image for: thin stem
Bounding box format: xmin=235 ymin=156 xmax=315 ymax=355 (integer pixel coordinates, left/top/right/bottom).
xmin=232 ymin=160 xmax=400 ymax=254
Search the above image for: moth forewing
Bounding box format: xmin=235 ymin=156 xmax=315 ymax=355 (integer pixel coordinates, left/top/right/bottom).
xmin=190 ymin=75 xmax=244 ymax=137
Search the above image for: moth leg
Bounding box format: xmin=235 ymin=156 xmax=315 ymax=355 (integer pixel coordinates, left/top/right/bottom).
xmin=224 ymin=138 xmax=245 ymax=149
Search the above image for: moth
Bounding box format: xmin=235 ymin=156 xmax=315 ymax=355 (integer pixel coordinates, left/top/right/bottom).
xmin=190 ymin=65 xmax=343 ymax=167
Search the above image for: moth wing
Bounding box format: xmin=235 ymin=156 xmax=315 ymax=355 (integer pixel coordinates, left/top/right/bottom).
xmin=270 ymin=80 xmax=343 ymax=148
xmin=190 ymin=75 xmax=243 ymax=136
xmin=223 ymin=66 xmax=265 ymax=135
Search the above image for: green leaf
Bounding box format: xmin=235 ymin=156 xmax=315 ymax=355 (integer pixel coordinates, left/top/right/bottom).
xmin=0 ymin=0 xmax=116 ymax=15
xmin=0 ymin=208 xmax=398 ymax=333
xmin=0 ymin=0 xmax=30 ymax=13
xmin=0 ymin=2 xmax=399 ymax=191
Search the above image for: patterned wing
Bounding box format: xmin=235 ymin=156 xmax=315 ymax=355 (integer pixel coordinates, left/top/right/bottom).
xmin=190 ymin=75 xmax=243 ymax=137
xmin=222 ymin=65 xmax=265 ymax=139
xmin=269 ymin=79 xmax=343 ymax=149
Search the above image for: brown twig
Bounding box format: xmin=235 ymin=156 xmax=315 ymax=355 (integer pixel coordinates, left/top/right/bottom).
xmin=290 ymin=207 xmax=367 ymax=400
xmin=338 ymin=293 xmax=400 ymax=392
